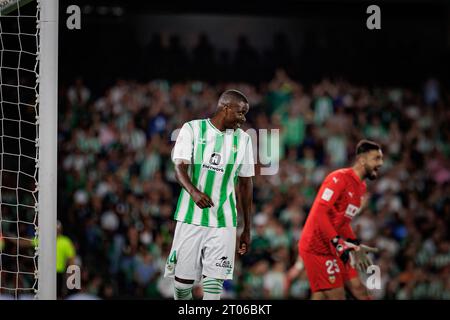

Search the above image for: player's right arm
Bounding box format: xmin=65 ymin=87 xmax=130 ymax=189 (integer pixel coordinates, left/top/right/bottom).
xmin=173 ymin=123 xmax=214 ymax=209
xmin=314 ymin=172 xmax=357 ymax=262
xmin=314 ymin=172 xmax=345 ymax=241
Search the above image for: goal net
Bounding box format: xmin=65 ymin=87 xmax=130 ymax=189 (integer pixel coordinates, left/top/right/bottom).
xmin=0 ymin=0 xmax=57 ymax=299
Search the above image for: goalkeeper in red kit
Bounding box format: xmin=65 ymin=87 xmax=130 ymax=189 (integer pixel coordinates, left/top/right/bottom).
xmin=298 ymin=140 xmax=383 ymax=300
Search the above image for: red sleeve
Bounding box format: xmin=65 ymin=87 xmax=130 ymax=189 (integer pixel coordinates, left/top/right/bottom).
xmin=341 ymin=223 xmax=357 ymax=240
xmin=315 ymin=202 xmax=340 ymax=242
xmin=314 ymin=172 xmax=347 ymax=242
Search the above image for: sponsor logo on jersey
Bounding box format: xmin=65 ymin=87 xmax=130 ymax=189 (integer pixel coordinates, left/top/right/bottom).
xmin=202 ymin=164 xmax=224 ymax=173
xmin=216 ymin=256 xmax=232 ymax=269
xmin=203 ymin=153 xmax=224 ymax=172
xmin=209 ymin=152 xmax=221 ymax=165
xmin=345 ymin=204 xmax=360 ymax=218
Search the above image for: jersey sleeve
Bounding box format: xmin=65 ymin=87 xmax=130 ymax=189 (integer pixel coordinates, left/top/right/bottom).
xmin=238 ymin=135 xmax=255 ymax=177
xmin=172 ymin=122 xmax=194 ymax=163
xmin=341 ymin=222 xmax=357 ymax=240
xmin=65 ymin=238 xmax=76 ymax=259
xmin=315 ymin=172 xmax=347 ymax=242
xmin=317 ymin=172 xmax=346 ymax=208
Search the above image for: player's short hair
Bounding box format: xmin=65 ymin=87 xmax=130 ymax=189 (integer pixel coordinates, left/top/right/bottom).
xmin=356 ymin=139 xmax=381 ymax=155
xmin=218 ymin=89 xmax=249 ymax=107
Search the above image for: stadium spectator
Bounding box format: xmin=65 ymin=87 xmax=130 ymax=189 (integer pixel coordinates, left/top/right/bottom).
xmin=56 ymin=221 xmax=77 ymax=299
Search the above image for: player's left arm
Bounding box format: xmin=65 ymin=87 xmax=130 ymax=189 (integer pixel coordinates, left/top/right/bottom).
xmin=342 ymin=192 xmax=379 ymax=271
xmin=343 ymin=223 xmax=379 ymax=271
xmin=237 ymin=135 xmax=255 ymax=255
xmin=341 ymin=188 xmax=369 ymax=242
xmin=238 ymin=176 xmax=253 ymax=255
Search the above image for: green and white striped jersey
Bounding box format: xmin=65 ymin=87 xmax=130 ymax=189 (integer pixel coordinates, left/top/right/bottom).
xmin=172 ymin=119 xmax=255 ymax=228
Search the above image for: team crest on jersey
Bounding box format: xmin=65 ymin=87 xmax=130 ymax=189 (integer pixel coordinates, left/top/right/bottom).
xmin=328 ymin=275 xmax=336 ymax=284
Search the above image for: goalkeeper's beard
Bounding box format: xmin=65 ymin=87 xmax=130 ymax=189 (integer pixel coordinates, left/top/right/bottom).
xmin=364 ymin=164 xmax=378 ymax=180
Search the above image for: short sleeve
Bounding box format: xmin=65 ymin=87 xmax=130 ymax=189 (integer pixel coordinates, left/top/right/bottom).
xmin=172 ymin=123 xmax=194 ymax=163
xmin=238 ymin=135 xmax=255 ymax=177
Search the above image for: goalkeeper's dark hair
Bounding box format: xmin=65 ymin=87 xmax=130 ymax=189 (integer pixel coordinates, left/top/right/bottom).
xmin=356 ymin=139 xmax=381 ymax=155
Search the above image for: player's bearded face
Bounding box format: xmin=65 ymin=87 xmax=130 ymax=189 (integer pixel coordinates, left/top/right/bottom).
xmin=364 ymin=150 xmax=384 ymax=180
xmin=365 ymin=162 xmax=378 ymax=180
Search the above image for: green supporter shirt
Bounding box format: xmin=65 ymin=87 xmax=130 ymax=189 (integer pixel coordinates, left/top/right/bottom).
xmin=29 ymin=235 xmax=76 ymax=273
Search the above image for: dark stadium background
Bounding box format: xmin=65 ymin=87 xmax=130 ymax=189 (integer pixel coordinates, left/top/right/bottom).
xmin=59 ymin=1 xmax=450 ymax=88
xmin=54 ymin=0 xmax=450 ymax=299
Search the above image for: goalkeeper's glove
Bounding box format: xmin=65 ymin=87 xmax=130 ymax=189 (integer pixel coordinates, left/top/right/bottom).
xmin=347 ymin=238 xmax=379 ymax=272
xmin=330 ymin=236 xmax=358 ymax=264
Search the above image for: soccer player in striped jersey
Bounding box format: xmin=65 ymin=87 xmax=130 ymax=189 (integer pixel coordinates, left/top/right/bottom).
xmin=165 ymin=89 xmax=254 ymax=300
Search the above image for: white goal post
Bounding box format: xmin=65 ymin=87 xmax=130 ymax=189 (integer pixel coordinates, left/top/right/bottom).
xmin=37 ymin=0 xmax=58 ymax=300
xmin=0 ymin=0 xmax=58 ymax=299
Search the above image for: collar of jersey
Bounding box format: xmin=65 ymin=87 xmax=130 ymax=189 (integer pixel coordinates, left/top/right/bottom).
xmin=348 ymin=167 xmax=363 ymax=183
xmin=207 ymin=118 xmax=225 ymax=135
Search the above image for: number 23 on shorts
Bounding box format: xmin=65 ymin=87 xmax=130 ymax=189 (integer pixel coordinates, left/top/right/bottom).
xmin=325 ymin=259 xmax=340 ymax=275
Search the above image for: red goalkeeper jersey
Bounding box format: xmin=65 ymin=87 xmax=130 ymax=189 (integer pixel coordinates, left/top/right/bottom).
xmin=299 ymin=168 xmax=366 ymax=256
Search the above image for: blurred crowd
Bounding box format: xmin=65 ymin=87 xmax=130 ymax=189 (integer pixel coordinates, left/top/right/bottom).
xmin=57 ymin=71 xmax=450 ymax=299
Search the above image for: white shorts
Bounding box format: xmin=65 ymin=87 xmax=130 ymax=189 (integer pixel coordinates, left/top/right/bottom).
xmin=164 ymin=221 xmax=237 ymax=281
